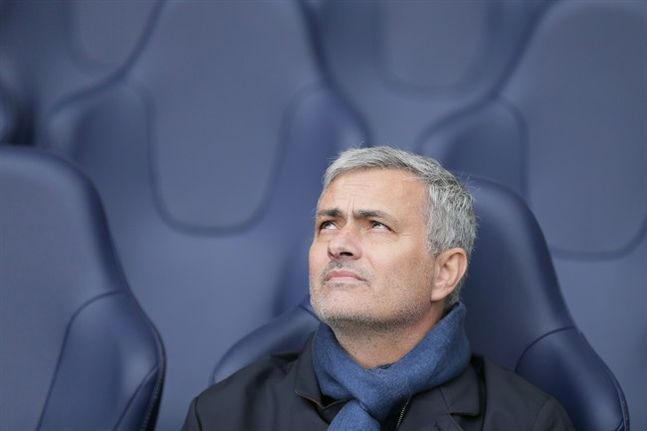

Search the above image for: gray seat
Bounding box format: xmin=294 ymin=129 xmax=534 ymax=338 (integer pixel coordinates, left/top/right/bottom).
xmin=0 ymin=83 xmax=14 ymax=143
xmin=0 ymin=147 xmax=164 ymax=431
xmin=303 ymin=0 xmax=546 ymax=149
xmin=0 ymin=0 xmax=157 ymax=144
xmin=40 ymin=1 xmax=364 ymax=429
xmin=422 ymin=1 xmax=647 ymax=427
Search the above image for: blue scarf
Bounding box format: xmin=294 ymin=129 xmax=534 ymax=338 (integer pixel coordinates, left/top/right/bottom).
xmin=312 ymin=303 xmax=470 ymax=430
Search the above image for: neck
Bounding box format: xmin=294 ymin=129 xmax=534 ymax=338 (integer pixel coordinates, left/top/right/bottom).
xmin=330 ymin=306 xmax=444 ymax=369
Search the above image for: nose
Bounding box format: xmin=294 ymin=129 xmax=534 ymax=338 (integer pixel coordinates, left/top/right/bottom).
xmin=327 ymin=227 xmax=361 ymax=261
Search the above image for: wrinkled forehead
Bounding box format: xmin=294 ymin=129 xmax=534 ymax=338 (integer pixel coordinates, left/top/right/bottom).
xmin=324 ymin=166 xmax=424 ymax=188
xmin=317 ymin=168 xmax=428 ymax=212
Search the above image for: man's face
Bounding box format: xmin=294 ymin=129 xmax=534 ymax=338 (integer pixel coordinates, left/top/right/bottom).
xmin=309 ymin=168 xmax=437 ymax=330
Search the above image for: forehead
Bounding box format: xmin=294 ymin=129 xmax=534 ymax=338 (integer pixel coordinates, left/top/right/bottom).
xmin=318 ymin=169 xmax=427 ymax=211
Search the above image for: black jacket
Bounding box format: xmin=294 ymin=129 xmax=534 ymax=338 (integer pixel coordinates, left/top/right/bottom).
xmin=183 ymin=339 xmax=574 ymax=431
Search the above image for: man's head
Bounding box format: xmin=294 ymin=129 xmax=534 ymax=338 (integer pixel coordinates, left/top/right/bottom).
xmin=309 ymin=147 xmax=476 ymax=334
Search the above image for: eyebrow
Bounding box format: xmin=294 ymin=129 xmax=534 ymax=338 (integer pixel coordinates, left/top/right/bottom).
xmin=316 ymin=208 xmax=394 ymax=222
xmin=316 ymin=208 xmax=343 ymax=218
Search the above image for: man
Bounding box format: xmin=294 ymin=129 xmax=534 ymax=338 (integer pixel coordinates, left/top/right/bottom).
xmin=182 ymin=147 xmax=574 ymax=430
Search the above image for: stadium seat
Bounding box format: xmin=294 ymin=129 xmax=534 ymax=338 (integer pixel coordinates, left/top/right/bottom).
xmin=40 ymin=1 xmax=364 ymax=428
xmin=2 ymin=0 xmax=637 ymax=428
xmin=213 ymin=178 xmax=629 ymax=431
xmin=422 ymin=1 xmax=647 ymax=427
xmin=0 ymin=83 xmax=14 ymax=143
xmin=0 ymin=0 xmax=158 ymax=145
xmin=0 ymin=147 xmax=164 ymax=431
xmin=302 ymin=0 xmax=546 ymax=149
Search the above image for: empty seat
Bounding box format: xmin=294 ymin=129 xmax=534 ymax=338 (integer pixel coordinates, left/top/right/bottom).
xmin=303 ymin=0 xmax=546 ymax=149
xmin=423 ymin=1 xmax=647 ymax=426
xmin=40 ymin=1 xmax=364 ymax=428
xmin=213 ymin=178 xmax=628 ymax=431
xmin=0 ymin=0 xmax=158 ymax=144
xmin=0 ymin=147 xmax=164 ymax=431
xmin=0 ymin=83 xmax=14 ymax=143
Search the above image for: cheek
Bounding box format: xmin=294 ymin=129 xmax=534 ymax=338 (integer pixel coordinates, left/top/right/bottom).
xmin=374 ymin=244 xmax=424 ymax=271
xmin=380 ymin=249 xmax=434 ymax=290
xmin=308 ymin=242 xmax=326 ymax=278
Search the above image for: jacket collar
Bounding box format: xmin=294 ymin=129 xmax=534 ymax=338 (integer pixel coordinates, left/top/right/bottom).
xmin=437 ymin=356 xmax=482 ymax=416
xmin=293 ymin=335 xmax=322 ymax=404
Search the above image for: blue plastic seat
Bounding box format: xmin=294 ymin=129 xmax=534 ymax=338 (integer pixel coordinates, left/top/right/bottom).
xmin=0 ymin=84 xmax=14 ymax=143
xmin=40 ymin=1 xmax=364 ymax=428
xmin=213 ymin=178 xmax=628 ymax=431
xmin=303 ymin=0 xmax=546 ymax=150
xmin=0 ymin=0 xmax=157 ymax=144
xmin=0 ymin=147 xmax=164 ymax=431
xmin=422 ymin=1 xmax=647 ymax=427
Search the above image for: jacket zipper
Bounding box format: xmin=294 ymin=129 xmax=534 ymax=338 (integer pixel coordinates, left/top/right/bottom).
xmin=395 ymin=397 xmax=411 ymax=429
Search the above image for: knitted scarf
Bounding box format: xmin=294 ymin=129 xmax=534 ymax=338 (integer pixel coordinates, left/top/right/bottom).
xmin=312 ymin=302 xmax=470 ymax=430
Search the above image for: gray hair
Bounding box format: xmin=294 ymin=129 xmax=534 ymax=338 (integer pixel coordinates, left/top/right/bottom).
xmin=322 ymin=146 xmax=476 ymax=307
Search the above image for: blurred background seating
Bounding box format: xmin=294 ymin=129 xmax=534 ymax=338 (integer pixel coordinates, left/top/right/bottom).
xmin=0 ymin=0 xmax=157 ymax=144
xmin=38 ymin=0 xmax=362 ymax=427
xmin=1 ymin=0 xmax=644 ymax=430
xmin=0 ymin=147 xmax=164 ymax=431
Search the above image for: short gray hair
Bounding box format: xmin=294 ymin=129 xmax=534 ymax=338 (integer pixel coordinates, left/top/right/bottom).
xmin=322 ymin=146 xmax=476 ymax=307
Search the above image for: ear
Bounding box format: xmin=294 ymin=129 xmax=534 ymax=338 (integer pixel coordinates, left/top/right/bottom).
xmin=430 ymin=248 xmax=468 ymax=302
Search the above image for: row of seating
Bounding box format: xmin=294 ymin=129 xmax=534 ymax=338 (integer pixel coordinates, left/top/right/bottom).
xmin=0 ymin=147 xmax=628 ymax=431
xmin=1 ymin=0 xmax=644 ymax=429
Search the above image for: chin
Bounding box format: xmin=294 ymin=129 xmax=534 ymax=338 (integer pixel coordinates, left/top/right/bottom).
xmin=322 ymin=313 xmax=402 ymax=334
xmin=313 ymin=299 xmax=363 ymax=323
xmin=314 ymin=302 xmax=383 ymax=329
xmin=311 ymin=287 xmax=381 ymax=325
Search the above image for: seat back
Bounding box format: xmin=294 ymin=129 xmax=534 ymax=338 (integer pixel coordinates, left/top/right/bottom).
xmin=40 ymin=1 xmax=364 ymax=428
xmin=0 ymin=147 xmax=164 ymax=431
xmin=464 ymin=178 xmax=628 ymax=431
xmin=213 ymin=178 xmax=628 ymax=431
xmin=0 ymin=0 xmax=158 ymax=144
xmin=422 ymin=2 xmax=647 ymax=427
xmin=0 ymin=83 xmax=13 ymax=143
xmin=303 ymin=0 xmax=546 ymax=149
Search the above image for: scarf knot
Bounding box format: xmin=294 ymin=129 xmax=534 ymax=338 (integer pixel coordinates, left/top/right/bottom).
xmin=312 ymin=303 xmax=470 ymax=430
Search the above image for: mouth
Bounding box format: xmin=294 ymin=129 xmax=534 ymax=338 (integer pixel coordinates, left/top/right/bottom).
xmin=324 ymin=270 xmax=367 ymax=283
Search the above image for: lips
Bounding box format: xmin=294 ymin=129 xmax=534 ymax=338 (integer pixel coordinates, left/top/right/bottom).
xmin=324 ymin=270 xmax=366 ymax=282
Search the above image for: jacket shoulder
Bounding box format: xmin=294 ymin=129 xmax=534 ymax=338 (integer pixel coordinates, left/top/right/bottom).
xmin=480 ymin=358 xmax=575 ymax=430
xmin=199 ymin=352 xmax=297 ymax=403
xmin=213 ymin=353 xmax=296 ymax=390
xmin=182 ymin=353 xmax=299 ymax=431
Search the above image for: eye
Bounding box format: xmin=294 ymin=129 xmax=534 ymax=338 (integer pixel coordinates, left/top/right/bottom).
xmin=370 ymin=221 xmax=390 ymax=231
xmin=319 ymin=220 xmax=337 ymax=231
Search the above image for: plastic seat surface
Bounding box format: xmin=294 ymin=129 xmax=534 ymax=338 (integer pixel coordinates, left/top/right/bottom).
xmin=0 ymin=147 xmax=164 ymax=431
xmin=304 ymin=0 xmax=546 ymax=149
xmin=422 ymin=2 xmax=646 ymax=426
xmin=0 ymin=0 xmax=156 ymax=144
xmin=41 ymin=1 xmax=364 ymax=429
